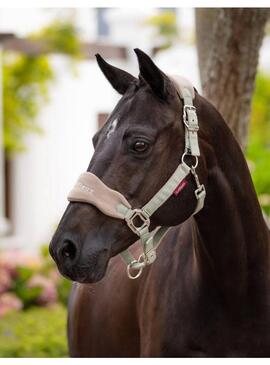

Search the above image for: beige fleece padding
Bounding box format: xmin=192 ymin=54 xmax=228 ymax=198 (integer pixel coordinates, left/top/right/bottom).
xmin=67 ymin=172 xmax=131 ymax=219
xmin=169 ymin=74 xmax=195 ymax=99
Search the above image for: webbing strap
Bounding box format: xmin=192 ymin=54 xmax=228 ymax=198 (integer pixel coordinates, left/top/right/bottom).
xmin=119 ymin=77 xmax=205 ymax=278
xmin=119 ymin=191 xmax=205 ymax=275
xmin=120 ymin=226 xmax=170 ymax=273
xmin=142 ymin=162 xmax=190 ymax=217
xmin=117 ymin=163 xmax=190 ymax=221
xmin=170 ymin=75 xmax=200 ymax=157
xmin=184 ymin=105 xmax=200 ymax=156
xmin=118 ymin=162 xmax=191 ymax=273
xmin=116 ymin=162 xmax=190 ymax=220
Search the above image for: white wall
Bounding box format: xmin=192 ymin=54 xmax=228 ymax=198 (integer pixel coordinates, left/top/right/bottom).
xmin=7 ymin=55 xmax=121 ymax=250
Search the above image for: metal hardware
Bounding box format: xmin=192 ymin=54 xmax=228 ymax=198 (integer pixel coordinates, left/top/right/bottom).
xmin=126 ymin=254 xmax=146 ymax=279
xmin=183 ymin=105 xmax=199 ymax=132
xmin=144 ymin=249 xmax=156 ymax=264
xmin=181 ymin=152 xmax=198 ymax=169
xmin=190 ymin=166 xmax=201 ymax=188
xmin=195 ymin=184 xmax=205 ymax=199
xmin=125 ymin=209 xmax=150 ymax=236
xmin=191 ymin=166 xmax=205 ymax=200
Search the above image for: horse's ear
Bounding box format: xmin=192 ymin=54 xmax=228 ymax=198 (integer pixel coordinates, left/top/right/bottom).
xmin=95 ymin=54 xmax=136 ymax=95
xmin=134 ymin=48 xmax=169 ymax=100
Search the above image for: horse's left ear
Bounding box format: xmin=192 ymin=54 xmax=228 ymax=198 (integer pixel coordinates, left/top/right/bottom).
xmin=134 ymin=48 xmax=170 ymax=100
xmin=95 ymin=54 xmax=136 ymax=95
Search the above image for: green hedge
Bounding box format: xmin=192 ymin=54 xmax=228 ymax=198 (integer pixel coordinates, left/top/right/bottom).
xmin=0 ymin=304 xmax=68 ymax=357
xmin=247 ymin=72 xmax=270 ymax=215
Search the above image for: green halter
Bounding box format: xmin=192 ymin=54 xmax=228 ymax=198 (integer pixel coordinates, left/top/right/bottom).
xmin=68 ymin=76 xmax=206 ymax=280
xmin=117 ymin=76 xmax=206 ymax=279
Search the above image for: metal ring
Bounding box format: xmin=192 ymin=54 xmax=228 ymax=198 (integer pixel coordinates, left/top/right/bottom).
xmin=127 ymin=261 xmax=143 ymax=280
xmin=181 ymin=152 xmax=198 ymax=169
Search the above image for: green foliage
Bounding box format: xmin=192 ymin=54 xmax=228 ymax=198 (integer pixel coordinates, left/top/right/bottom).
xmin=0 ymin=244 xmax=72 ymax=311
xmin=40 ymin=243 xmax=72 ymax=306
xmin=57 ymin=278 xmax=72 ymax=307
xmin=146 ymin=11 xmax=178 ymax=49
xmin=40 ymin=243 xmax=55 ymax=274
xmin=0 ymin=305 xmax=68 ymax=357
xmin=247 ymin=72 xmax=270 ymax=215
xmin=31 ymin=20 xmax=82 ymax=58
xmin=3 ymin=55 xmax=54 ymax=153
xmin=12 ymin=266 xmax=42 ymax=309
xmin=3 ymin=20 xmax=82 ymax=155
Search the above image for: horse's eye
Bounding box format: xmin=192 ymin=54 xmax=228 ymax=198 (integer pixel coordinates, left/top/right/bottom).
xmin=133 ymin=140 xmax=149 ymax=153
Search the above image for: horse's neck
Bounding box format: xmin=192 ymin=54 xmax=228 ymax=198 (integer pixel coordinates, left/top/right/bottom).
xmin=194 ymin=124 xmax=270 ymax=311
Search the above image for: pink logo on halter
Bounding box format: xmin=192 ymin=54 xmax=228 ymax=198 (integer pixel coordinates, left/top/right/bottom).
xmin=173 ymin=179 xmax=188 ymax=196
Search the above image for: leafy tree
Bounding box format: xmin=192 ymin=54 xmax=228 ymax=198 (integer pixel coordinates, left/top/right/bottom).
xmin=3 ymin=55 xmax=53 ymax=153
xmin=30 ymin=20 xmax=82 ymax=58
xmin=3 ymin=20 xmax=82 ymax=154
xmin=146 ymin=11 xmax=178 ymax=50
xmin=196 ymin=9 xmax=269 ymax=149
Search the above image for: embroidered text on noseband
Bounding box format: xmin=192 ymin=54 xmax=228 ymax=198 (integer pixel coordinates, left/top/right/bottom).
xmin=77 ymin=182 xmax=94 ymax=194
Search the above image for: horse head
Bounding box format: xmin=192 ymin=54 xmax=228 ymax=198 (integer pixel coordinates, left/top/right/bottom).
xmin=49 ymin=49 xmax=209 ymax=283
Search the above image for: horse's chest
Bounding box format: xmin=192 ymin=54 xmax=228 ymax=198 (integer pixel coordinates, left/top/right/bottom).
xmin=140 ymin=275 xmax=270 ymax=356
xmin=161 ymin=298 xmax=270 ymax=356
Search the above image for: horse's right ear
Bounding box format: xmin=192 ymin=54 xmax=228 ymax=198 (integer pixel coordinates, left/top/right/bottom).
xmin=95 ymin=54 xmax=136 ymax=95
xmin=134 ymin=48 xmax=170 ymax=100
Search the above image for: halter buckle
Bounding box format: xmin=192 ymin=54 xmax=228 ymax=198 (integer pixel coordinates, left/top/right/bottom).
xmin=126 ymin=209 xmax=150 ymax=236
xmin=183 ymin=105 xmax=199 ymax=132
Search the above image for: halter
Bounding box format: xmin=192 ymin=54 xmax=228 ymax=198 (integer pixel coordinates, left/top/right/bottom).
xmin=67 ymin=75 xmax=206 ymax=280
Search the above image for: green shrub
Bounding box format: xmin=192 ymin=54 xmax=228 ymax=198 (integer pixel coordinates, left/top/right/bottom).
xmin=0 ymin=244 xmax=72 ymax=313
xmin=247 ymin=72 xmax=270 ymax=215
xmin=0 ymin=304 xmax=68 ymax=357
xmin=40 ymin=243 xmax=72 ymax=307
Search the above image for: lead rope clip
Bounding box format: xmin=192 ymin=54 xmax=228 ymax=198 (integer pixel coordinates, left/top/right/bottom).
xmin=126 ymin=254 xmax=146 ymax=279
xmin=191 ymin=166 xmax=205 ymax=200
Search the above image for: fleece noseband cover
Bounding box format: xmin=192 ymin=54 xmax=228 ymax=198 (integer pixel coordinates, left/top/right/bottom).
xmin=68 ymin=172 xmax=131 ymax=219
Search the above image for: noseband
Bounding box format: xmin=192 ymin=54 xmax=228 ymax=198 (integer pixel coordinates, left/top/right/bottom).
xmin=68 ymin=75 xmax=206 ymax=279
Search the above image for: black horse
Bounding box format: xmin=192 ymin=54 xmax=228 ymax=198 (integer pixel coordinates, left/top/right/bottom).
xmin=50 ymin=49 xmax=270 ymax=357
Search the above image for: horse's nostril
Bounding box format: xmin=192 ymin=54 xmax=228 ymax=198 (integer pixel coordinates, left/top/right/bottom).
xmin=61 ymin=239 xmax=77 ymax=260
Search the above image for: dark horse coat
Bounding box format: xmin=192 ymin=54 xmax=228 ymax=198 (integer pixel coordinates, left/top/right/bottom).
xmin=50 ymin=49 xmax=270 ymax=357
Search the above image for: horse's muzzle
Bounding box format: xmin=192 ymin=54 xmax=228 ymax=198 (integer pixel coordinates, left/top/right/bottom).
xmin=49 ymin=235 xmax=109 ymax=283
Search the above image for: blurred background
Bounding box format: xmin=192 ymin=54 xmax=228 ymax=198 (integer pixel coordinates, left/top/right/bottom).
xmin=0 ymin=7 xmax=269 ymax=357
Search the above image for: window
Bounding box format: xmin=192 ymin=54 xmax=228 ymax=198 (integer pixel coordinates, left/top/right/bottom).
xmin=97 ymin=9 xmax=110 ymax=38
